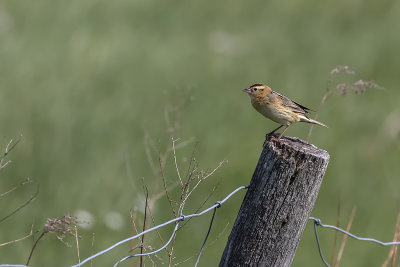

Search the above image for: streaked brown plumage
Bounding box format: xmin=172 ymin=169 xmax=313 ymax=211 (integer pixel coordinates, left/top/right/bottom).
xmin=243 ymin=83 xmax=327 ymax=139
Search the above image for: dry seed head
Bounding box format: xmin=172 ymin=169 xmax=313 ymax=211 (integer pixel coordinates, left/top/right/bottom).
xmin=43 ymin=214 xmax=78 ymax=246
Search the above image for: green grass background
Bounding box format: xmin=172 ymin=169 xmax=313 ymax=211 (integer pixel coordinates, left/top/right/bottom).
xmin=1 ymin=0 xmax=400 ymax=266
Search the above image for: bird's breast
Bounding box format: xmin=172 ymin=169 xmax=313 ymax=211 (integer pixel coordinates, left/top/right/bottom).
xmin=251 ymin=97 xmax=298 ymax=125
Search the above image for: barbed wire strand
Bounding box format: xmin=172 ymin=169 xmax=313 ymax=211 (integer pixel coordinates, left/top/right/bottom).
xmin=71 ymin=185 xmax=248 ymax=267
xmin=309 ymin=217 xmax=400 ymax=267
xmin=113 ymin=221 xmax=181 ymax=267
xmin=195 ymin=201 xmax=220 ymax=267
xmin=310 ymin=217 xmax=400 ymax=246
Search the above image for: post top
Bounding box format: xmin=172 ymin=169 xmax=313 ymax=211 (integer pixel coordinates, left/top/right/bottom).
xmin=265 ymin=134 xmax=330 ymax=161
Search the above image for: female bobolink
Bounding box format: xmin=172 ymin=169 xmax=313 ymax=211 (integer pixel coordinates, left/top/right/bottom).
xmin=243 ymin=83 xmax=327 ymax=140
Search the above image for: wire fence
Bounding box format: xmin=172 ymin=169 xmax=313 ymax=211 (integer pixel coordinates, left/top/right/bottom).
xmin=309 ymin=217 xmax=400 ymax=267
xmin=70 ymin=185 xmax=249 ymax=267
xmin=1 ymin=185 xmax=399 ymax=267
xmin=67 ymin=185 xmax=399 ymax=267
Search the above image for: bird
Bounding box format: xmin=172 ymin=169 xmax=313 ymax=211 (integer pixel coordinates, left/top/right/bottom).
xmin=243 ymin=83 xmax=327 ymax=140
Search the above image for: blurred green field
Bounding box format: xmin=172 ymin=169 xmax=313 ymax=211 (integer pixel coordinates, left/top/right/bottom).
xmin=1 ymin=0 xmax=400 ymax=266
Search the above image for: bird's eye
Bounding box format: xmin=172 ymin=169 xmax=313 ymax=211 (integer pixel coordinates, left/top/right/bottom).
xmin=253 ymin=88 xmax=257 ymax=91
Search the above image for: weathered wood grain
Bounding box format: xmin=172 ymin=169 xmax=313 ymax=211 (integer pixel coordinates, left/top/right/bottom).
xmin=219 ymin=135 xmax=330 ymax=267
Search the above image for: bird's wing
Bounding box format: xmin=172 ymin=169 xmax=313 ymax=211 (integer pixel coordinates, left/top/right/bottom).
xmin=271 ymin=91 xmax=311 ymax=114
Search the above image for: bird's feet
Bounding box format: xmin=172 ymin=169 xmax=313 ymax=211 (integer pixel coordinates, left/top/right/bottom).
xmin=263 ymin=132 xmax=279 ymax=146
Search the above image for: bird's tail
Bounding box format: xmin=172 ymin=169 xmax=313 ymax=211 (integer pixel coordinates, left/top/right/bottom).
xmin=299 ymin=115 xmax=328 ymax=128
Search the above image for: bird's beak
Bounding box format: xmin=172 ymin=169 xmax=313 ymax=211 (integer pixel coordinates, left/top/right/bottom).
xmin=243 ymin=87 xmax=252 ymax=94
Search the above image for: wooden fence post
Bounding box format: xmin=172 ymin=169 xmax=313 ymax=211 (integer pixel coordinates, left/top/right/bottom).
xmin=219 ymin=135 xmax=330 ymax=267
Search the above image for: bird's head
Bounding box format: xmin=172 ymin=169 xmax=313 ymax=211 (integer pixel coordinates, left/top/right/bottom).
xmin=243 ymin=84 xmax=271 ymax=99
